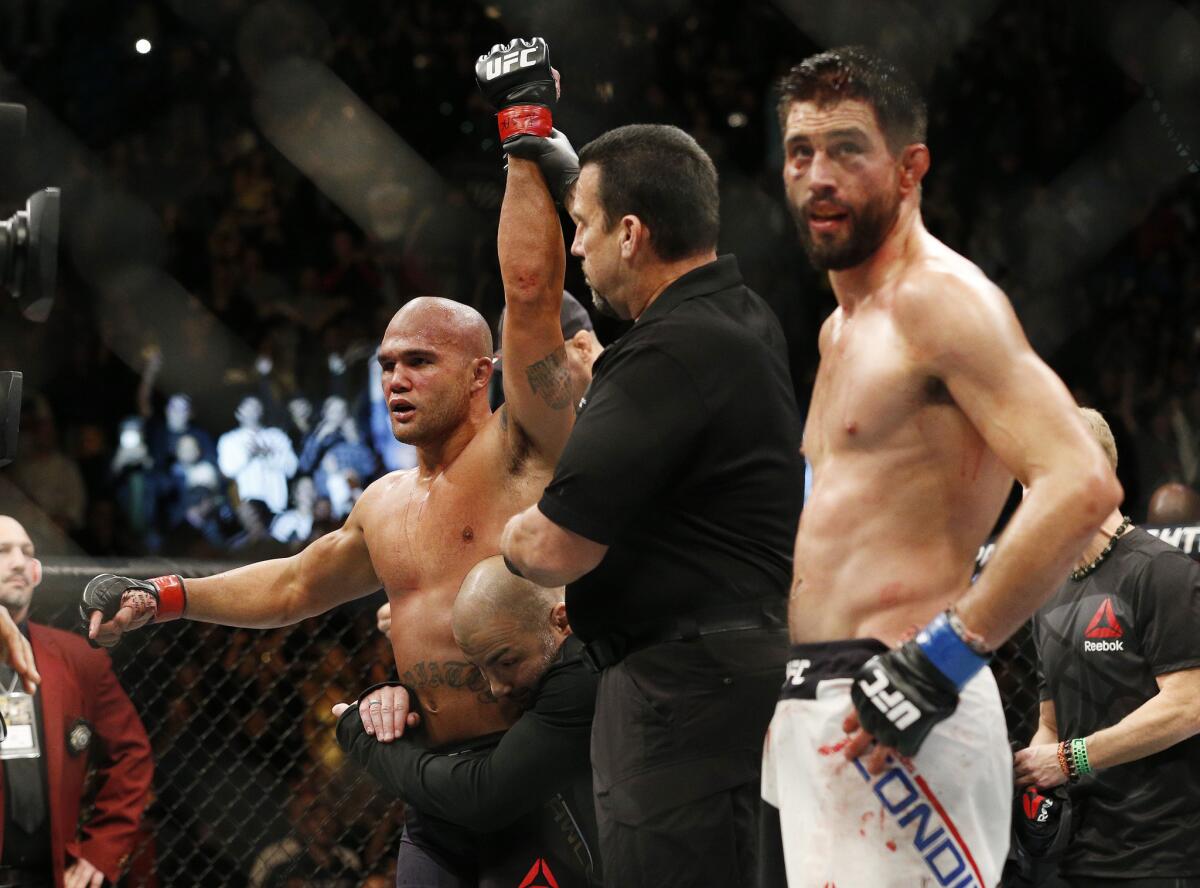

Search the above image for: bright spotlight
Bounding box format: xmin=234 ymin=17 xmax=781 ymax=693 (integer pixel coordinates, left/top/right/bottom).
xmin=135 ymin=38 xmax=152 ymax=55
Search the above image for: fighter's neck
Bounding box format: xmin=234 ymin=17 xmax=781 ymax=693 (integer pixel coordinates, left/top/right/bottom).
xmin=828 ymin=206 xmax=926 ymax=312
xmin=414 ymin=405 xmax=490 ymax=478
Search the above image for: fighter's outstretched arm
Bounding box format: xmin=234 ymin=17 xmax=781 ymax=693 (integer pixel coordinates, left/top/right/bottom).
xmin=898 ymin=273 xmax=1122 ymax=647
xmin=497 ymin=156 xmax=571 ymax=460
xmin=84 ymin=485 xmax=383 ymax=644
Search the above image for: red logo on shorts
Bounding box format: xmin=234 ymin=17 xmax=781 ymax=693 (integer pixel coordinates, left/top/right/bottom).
xmin=1084 ymin=597 xmax=1123 ymax=639
xmin=1022 ymin=787 xmax=1047 ymax=820
xmin=517 ymin=857 xmax=560 ymax=888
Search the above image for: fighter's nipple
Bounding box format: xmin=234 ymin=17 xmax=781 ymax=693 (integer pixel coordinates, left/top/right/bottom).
xmin=462 ymin=526 xmax=474 ymax=542
xmin=844 ymin=420 xmax=858 ymax=436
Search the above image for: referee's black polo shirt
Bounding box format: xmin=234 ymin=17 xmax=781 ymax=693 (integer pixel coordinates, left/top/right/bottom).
xmin=537 ymin=254 xmax=804 ymax=643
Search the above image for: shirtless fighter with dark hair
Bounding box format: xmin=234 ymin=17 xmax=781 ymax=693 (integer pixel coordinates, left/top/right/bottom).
xmin=759 ymin=47 xmax=1122 ymax=887
xmin=80 ymin=39 xmax=580 ymax=885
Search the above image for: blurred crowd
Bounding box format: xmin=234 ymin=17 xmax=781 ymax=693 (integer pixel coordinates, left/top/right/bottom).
xmin=0 ymin=1 xmax=1196 ymax=556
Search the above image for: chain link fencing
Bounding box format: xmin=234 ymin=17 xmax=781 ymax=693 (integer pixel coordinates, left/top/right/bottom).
xmin=33 ymin=562 xmax=402 ymax=888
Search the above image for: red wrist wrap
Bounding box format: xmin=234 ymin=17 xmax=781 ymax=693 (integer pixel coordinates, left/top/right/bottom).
xmin=497 ymin=105 xmax=552 ymax=142
xmin=149 ymin=575 xmax=187 ymax=622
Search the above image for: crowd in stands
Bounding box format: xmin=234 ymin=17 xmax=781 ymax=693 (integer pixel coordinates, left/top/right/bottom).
xmin=0 ymin=2 xmax=1196 ymax=557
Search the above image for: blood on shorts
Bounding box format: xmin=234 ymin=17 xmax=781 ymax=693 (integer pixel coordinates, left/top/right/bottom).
xmin=818 ymin=737 xmax=851 ymax=756
xmin=886 ymin=839 xmax=897 ymax=852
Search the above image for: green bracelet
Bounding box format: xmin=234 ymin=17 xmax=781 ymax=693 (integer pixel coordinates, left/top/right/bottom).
xmin=1071 ymin=737 xmax=1092 ymax=776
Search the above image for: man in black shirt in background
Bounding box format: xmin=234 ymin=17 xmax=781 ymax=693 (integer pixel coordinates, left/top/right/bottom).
xmin=1015 ymin=408 xmax=1200 ymax=887
xmin=334 ymin=556 xmax=599 ymax=887
xmin=501 ymin=123 xmax=804 ymax=886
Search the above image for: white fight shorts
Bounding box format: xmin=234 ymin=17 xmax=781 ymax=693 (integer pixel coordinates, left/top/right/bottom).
xmin=760 ymin=639 xmax=1011 ymax=888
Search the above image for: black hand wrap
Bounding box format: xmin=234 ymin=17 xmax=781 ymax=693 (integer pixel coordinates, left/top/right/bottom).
xmin=506 ymin=128 xmax=580 ymax=204
xmin=849 ymin=641 xmax=960 ymax=758
xmin=475 ymin=37 xmax=556 ymax=144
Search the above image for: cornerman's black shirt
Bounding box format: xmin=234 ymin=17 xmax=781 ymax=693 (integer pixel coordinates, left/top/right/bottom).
xmin=336 ymin=636 xmax=597 ymax=836
xmin=537 ymin=255 xmax=804 ymax=642
xmin=1032 ymin=527 xmax=1200 ymax=878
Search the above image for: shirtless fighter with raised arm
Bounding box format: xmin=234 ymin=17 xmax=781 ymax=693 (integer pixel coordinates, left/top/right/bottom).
xmin=80 ymin=39 xmax=578 ymax=884
xmin=758 ymin=47 xmax=1123 ymax=887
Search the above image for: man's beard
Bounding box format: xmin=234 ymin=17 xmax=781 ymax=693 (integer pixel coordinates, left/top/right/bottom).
xmin=791 ymin=189 xmax=900 ymax=271
xmin=587 ymin=280 xmax=622 ymax=320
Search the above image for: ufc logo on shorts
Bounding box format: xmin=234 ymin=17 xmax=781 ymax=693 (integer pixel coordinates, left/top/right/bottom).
xmin=858 ymin=668 xmax=921 ymax=730
xmin=785 ymin=658 xmax=811 ymax=686
xmin=484 ymin=48 xmax=539 ymax=80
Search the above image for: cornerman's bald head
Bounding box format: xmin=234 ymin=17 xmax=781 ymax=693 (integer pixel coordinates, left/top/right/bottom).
xmin=452 ymin=556 xmax=570 ymax=705
xmin=453 ymin=556 xmax=561 ymax=645
xmin=387 ymin=296 xmax=493 ymax=360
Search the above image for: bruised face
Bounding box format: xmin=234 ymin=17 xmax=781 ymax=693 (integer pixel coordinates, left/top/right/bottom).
xmin=782 ymin=99 xmax=904 ymax=271
xmin=377 ymin=312 xmax=489 ymax=448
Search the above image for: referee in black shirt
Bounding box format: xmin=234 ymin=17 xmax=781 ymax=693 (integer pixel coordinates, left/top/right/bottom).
xmin=1014 ymin=408 xmax=1200 ymax=887
xmin=502 ymin=123 xmax=803 ymax=887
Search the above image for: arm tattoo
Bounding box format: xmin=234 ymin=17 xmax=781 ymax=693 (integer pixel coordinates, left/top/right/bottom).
xmin=524 ymin=345 xmax=573 ymax=410
xmin=398 ymin=660 xmax=497 ymax=704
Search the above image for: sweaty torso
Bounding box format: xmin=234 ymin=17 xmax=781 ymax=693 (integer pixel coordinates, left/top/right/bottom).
xmin=358 ymin=418 xmax=549 ymax=746
xmin=792 ymin=251 xmax=1013 ymax=646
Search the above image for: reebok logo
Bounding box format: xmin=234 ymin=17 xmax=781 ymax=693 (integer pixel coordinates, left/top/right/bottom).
xmin=1084 ymin=639 xmax=1125 ymax=652
xmin=517 ymin=858 xmax=559 ymax=888
xmin=1083 ymin=598 xmax=1124 ymax=651
xmin=785 ymin=658 xmax=811 ymax=687
xmin=1084 ymin=597 xmax=1123 ymax=639
xmin=1021 ymin=787 xmax=1051 ymax=823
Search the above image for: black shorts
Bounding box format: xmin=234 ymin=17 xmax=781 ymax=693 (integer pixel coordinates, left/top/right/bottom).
xmin=398 ymin=737 xmax=599 ymax=888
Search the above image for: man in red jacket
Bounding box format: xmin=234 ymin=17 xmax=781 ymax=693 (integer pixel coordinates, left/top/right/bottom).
xmin=0 ymin=516 xmax=152 ymax=888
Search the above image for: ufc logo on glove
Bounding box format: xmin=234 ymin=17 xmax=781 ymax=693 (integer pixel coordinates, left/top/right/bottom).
xmin=482 ymin=42 xmax=544 ymax=80
xmin=858 ymin=668 xmax=921 ymax=730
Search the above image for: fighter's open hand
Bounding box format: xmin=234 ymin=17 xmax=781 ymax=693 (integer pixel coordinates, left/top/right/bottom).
xmin=64 ymin=855 xmax=104 ymax=888
xmin=332 ymin=684 xmax=420 ymax=742
xmin=841 ymin=707 xmax=901 ymax=775
xmin=0 ymin=605 xmax=39 ymax=692
xmin=1013 ymin=743 xmax=1067 ymax=790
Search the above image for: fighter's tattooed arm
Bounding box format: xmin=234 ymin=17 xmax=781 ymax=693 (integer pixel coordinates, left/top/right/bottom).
xmin=524 ymin=345 xmax=573 ymax=410
xmin=398 ymin=660 xmax=497 ymax=704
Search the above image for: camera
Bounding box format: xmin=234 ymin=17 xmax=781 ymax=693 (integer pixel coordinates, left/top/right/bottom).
xmin=0 ymin=101 xmax=62 ymax=469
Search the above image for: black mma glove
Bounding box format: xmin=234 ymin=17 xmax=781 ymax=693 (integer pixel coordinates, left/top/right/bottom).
xmin=850 ymin=611 xmax=989 ymax=757
xmin=475 ymin=37 xmax=557 ymax=146
xmin=80 ymin=573 xmax=187 ymax=646
xmin=505 ymin=128 xmax=579 ymax=204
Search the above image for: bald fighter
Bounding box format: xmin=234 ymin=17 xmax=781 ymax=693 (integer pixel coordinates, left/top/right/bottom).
xmin=80 ymin=39 xmax=575 ymax=884
xmin=335 ymin=556 xmax=599 ymax=886
xmin=759 ymin=47 xmax=1123 ymax=887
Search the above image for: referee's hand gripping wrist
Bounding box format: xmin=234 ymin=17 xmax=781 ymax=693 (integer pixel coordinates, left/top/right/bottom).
xmin=849 ymin=612 xmax=989 ymax=759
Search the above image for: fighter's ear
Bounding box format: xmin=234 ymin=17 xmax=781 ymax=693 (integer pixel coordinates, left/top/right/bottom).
xmin=898 ymin=143 xmax=930 ymax=194
xmin=471 ymin=355 xmax=494 ymax=392
xmin=550 ymin=601 xmax=569 ymax=632
xmin=28 ymin=557 xmax=42 ymax=587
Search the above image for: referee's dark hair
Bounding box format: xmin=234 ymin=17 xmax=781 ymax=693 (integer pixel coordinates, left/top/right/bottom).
xmin=577 ymin=124 xmax=719 ymax=262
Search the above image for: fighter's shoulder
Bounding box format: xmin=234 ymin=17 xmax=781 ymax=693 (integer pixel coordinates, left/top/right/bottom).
xmin=890 ymin=248 xmax=1014 ymax=346
xmin=352 ymin=468 xmax=419 ymax=514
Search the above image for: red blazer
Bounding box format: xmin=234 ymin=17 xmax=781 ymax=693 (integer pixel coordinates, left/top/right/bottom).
xmin=0 ymin=623 xmax=153 ymax=886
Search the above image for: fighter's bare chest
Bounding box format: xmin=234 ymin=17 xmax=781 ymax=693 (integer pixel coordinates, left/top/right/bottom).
xmin=364 ymin=477 xmax=513 ymax=592
xmin=804 ymin=311 xmax=936 ymax=457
